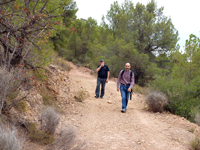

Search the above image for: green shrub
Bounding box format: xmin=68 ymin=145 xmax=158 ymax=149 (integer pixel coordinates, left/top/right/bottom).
xmin=150 ymin=76 xmax=200 ymax=119
xmin=72 ymin=59 xmax=79 ymax=65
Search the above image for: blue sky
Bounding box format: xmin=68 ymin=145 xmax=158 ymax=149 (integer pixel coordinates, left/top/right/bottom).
xmin=75 ymin=0 xmax=200 ymax=50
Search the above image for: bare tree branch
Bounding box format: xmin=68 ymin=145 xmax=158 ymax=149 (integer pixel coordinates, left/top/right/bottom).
xmin=0 ymin=0 xmax=15 ymax=5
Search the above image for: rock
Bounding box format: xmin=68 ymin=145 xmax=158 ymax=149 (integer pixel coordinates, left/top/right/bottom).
xmin=107 ymin=101 xmax=112 ymax=104
xmin=90 ymin=70 xmax=95 ymax=75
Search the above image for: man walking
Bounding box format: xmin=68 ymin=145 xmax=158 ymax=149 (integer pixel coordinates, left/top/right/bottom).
xmin=95 ymin=59 xmax=110 ymax=99
xmin=117 ymin=63 xmax=135 ymax=113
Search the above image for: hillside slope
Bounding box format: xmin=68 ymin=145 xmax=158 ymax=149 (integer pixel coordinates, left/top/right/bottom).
xmin=59 ymin=62 xmax=199 ymax=150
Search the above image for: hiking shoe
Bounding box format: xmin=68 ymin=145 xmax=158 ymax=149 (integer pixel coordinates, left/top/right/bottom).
xmin=95 ymin=96 xmax=99 ymax=98
xmin=100 ymin=96 xmax=103 ymax=99
xmin=121 ymin=109 xmax=126 ymax=113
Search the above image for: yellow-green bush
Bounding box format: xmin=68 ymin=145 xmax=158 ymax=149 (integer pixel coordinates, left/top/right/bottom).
xmin=132 ymin=84 xmax=148 ymax=95
xmin=74 ymin=90 xmax=88 ymax=102
xmin=7 ymin=92 xmax=27 ymax=112
xmin=41 ymin=92 xmax=54 ymax=106
xmin=26 ymin=122 xmax=54 ymax=145
xmin=15 ymin=101 xmax=27 ymax=113
xmin=52 ymin=53 xmax=71 ymax=71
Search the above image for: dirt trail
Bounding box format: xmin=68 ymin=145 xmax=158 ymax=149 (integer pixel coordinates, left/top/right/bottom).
xmin=61 ymin=62 xmax=198 ymax=150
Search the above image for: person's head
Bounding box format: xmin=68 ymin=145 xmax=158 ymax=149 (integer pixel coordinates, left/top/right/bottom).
xmin=100 ymin=59 xmax=104 ymax=65
xmin=125 ymin=63 xmax=131 ymax=71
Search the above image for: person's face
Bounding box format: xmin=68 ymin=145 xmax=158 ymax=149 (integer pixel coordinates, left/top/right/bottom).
xmin=100 ymin=61 xmax=104 ymax=65
xmin=125 ymin=64 xmax=131 ymax=70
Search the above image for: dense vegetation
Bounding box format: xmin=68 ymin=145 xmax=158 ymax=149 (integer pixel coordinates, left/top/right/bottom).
xmin=52 ymin=0 xmax=178 ymax=85
xmin=52 ymin=0 xmax=200 ymax=121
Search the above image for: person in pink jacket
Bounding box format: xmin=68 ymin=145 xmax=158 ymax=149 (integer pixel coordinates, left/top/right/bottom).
xmin=117 ymin=63 xmax=135 ymax=113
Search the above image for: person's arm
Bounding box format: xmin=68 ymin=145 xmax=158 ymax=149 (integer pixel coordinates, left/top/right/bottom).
xmin=128 ymin=72 xmax=135 ymax=91
xmin=106 ymin=71 xmax=110 ymax=82
xmin=117 ymin=71 xmax=122 ymax=91
xmin=96 ymin=65 xmax=102 ymax=72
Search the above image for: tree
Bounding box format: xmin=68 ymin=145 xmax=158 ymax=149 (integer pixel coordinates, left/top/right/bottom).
xmin=105 ymin=0 xmax=179 ymax=56
xmin=0 ymin=0 xmax=73 ymax=113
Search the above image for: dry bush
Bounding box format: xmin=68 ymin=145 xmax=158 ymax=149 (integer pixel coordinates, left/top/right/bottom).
xmin=0 ymin=66 xmax=32 ymax=114
xmin=0 ymin=67 xmax=13 ymax=113
xmin=190 ymin=107 xmax=200 ymax=126
xmin=190 ymin=136 xmax=200 ymax=150
xmin=145 ymin=91 xmax=169 ymax=113
xmin=195 ymin=113 xmax=200 ymax=126
xmin=40 ymin=107 xmax=60 ymax=135
xmin=52 ymin=126 xmax=86 ymax=150
xmin=0 ymin=125 xmax=24 ymax=150
xmin=74 ymin=90 xmax=88 ymax=102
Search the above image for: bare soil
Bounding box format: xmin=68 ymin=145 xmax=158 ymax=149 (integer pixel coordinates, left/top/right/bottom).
xmin=60 ymin=62 xmax=199 ymax=150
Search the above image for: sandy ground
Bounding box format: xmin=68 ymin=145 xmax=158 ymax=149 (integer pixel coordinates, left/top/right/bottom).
xmin=60 ymin=62 xmax=200 ymax=150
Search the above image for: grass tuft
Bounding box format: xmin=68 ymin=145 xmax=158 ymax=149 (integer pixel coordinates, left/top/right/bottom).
xmin=74 ymin=90 xmax=88 ymax=102
xmin=190 ymin=136 xmax=200 ymax=150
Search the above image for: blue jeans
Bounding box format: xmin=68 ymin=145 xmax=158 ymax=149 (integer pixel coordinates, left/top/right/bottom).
xmin=95 ymin=77 xmax=106 ymax=98
xmin=120 ymin=84 xmax=130 ymax=110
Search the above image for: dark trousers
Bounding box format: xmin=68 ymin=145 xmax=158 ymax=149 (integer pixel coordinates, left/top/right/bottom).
xmin=95 ymin=77 xmax=106 ymax=98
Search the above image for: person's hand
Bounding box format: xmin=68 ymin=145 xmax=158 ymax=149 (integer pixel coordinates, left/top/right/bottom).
xmin=106 ymin=79 xmax=108 ymax=83
xmin=117 ymin=88 xmax=119 ymax=92
xmin=100 ymin=62 xmax=105 ymax=67
xmin=127 ymin=88 xmax=131 ymax=92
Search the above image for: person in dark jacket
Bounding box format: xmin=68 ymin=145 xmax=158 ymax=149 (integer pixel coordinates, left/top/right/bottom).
xmin=95 ymin=59 xmax=110 ymax=99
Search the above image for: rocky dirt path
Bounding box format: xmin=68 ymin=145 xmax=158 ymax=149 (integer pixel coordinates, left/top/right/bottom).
xmin=61 ymin=62 xmax=199 ymax=150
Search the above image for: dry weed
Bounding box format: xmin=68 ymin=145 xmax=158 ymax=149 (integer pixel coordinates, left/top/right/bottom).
xmin=0 ymin=124 xmax=24 ymax=150
xmin=145 ymin=91 xmax=169 ymax=113
xmin=190 ymin=107 xmax=200 ymax=126
xmin=52 ymin=125 xmax=86 ymax=150
xmin=0 ymin=67 xmax=13 ymax=113
xmin=195 ymin=113 xmax=200 ymax=126
xmin=40 ymin=107 xmax=60 ymax=134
